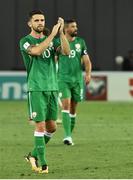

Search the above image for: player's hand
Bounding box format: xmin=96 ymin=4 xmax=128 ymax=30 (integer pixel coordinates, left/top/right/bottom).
xmin=84 ymin=73 xmax=91 ymax=84
xmin=58 ymin=17 xmax=64 ymax=33
xmin=51 ymin=23 xmax=61 ymax=37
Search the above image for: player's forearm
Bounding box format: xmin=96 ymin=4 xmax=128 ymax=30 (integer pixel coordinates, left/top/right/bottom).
xmin=60 ymin=32 xmax=70 ymax=55
xmin=85 ymin=62 xmax=91 ymax=75
xmin=84 ymin=56 xmax=92 ymax=75
xmin=28 ymin=33 xmax=55 ymax=56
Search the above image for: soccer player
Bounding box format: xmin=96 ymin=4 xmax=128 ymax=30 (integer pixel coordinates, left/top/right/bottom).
xmin=19 ymin=10 xmax=70 ymax=173
xmin=58 ymin=19 xmax=92 ymax=145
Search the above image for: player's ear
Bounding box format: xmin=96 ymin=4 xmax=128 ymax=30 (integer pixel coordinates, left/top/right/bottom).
xmin=28 ymin=21 xmax=32 ymax=28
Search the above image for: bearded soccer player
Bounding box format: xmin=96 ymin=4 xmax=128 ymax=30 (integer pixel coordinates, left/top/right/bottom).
xmin=19 ymin=10 xmax=70 ymax=173
xmin=58 ymin=19 xmax=92 ymax=145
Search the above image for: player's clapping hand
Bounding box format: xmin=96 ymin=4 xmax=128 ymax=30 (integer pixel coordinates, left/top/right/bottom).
xmin=58 ymin=17 xmax=64 ymax=33
xmin=51 ymin=23 xmax=61 ymax=37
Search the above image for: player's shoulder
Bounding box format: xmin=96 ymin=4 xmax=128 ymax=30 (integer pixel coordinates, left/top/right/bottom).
xmin=20 ymin=35 xmax=31 ymax=42
xmin=75 ymin=36 xmax=85 ymax=43
xmin=19 ymin=35 xmax=32 ymax=50
xmin=19 ymin=35 xmax=33 ymax=48
xmin=20 ymin=34 xmax=33 ymax=43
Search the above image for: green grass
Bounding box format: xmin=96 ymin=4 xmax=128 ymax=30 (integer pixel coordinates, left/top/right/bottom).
xmin=0 ymin=101 xmax=133 ymax=178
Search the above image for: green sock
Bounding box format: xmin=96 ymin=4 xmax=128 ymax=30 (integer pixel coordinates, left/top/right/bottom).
xmin=31 ymin=147 xmax=38 ymax=159
xmin=44 ymin=131 xmax=53 ymax=144
xmin=70 ymin=114 xmax=76 ymax=132
xmin=62 ymin=110 xmax=71 ymax=138
xmin=34 ymin=132 xmax=47 ymax=166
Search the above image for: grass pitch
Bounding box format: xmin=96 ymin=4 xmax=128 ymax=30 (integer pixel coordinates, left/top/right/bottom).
xmin=0 ymin=101 xmax=133 ymax=178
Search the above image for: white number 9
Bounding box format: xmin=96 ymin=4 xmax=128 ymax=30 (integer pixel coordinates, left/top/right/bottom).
xmin=69 ymin=50 xmax=76 ymax=58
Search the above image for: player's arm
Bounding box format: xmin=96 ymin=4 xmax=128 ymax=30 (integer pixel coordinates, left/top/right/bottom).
xmin=27 ymin=23 xmax=61 ymax=56
xmin=82 ymin=54 xmax=92 ymax=84
xmin=58 ymin=17 xmax=70 ymax=55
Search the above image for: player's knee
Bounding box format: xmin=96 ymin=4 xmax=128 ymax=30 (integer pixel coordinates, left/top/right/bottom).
xmin=50 ymin=127 xmax=56 ymax=133
xmin=62 ymin=104 xmax=70 ymax=110
xmin=47 ymin=126 xmax=56 ymax=133
xmin=51 ymin=123 xmax=57 ymax=133
xmin=36 ymin=126 xmax=45 ymax=132
xmin=62 ymin=99 xmax=71 ymax=110
xmin=46 ymin=122 xmax=57 ymax=133
xmin=35 ymin=121 xmax=45 ymax=132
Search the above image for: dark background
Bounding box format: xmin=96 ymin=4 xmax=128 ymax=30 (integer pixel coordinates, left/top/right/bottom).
xmin=0 ymin=0 xmax=133 ymax=70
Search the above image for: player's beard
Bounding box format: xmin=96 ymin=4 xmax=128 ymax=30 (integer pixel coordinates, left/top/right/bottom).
xmin=70 ymin=30 xmax=78 ymax=37
xmin=33 ymin=26 xmax=44 ymax=34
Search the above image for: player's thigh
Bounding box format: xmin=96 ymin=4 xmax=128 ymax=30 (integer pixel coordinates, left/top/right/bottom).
xmin=58 ymin=81 xmax=71 ymax=99
xmin=28 ymin=91 xmax=47 ymax=122
xmin=71 ymin=83 xmax=84 ymax=102
xmin=46 ymin=91 xmax=58 ymax=121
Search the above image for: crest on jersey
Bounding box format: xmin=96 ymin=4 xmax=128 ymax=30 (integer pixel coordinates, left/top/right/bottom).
xmin=32 ymin=112 xmax=37 ymax=118
xmin=75 ymin=43 xmax=81 ymax=52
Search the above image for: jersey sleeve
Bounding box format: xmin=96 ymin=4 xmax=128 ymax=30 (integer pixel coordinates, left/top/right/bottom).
xmin=19 ymin=37 xmax=31 ymax=53
xmin=81 ymin=39 xmax=88 ymax=56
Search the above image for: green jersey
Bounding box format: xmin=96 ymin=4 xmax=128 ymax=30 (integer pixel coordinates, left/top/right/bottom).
xmin=58 ymin=37 xmax=88 ymax=83
xmin=20 ymin=35 xmax=60 ymax=91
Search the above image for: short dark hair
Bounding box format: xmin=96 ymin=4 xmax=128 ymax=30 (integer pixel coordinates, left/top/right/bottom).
xmin=64 ymin=19 xmax=76 ymax=24
xmin=28 ymin=10 xmax=44 ymax=20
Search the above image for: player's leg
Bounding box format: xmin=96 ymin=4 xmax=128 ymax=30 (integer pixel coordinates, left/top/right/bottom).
xmin=70 ymin=83 xmax=83 ymax=133
xmin=70 ymin=100 xmax=78 ymax=132
xmin=56 ymin=96 xmax=63 ymax=124
xmin=26 ymin=91 xmax=48 ymax=173
xmin=44 ymin=91 xmax=58 ymax=144
xmin=35 ymin=121 xmax=48 ymax=173
xmin=44 ymin=120 xmax=57 ymax=144
xmin=59 ymin=82 xmax=73 ymax=145
xmin=61 ymin=98 xmax=74 ymax=145
xmin=26 ymin=91 xmax=38 ymax=171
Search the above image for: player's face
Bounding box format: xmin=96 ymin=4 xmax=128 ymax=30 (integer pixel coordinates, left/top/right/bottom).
xmin=30 ymin=14 xmax=45 ymax=33
xmin=66 ymin=22 xmax=78 ymax=37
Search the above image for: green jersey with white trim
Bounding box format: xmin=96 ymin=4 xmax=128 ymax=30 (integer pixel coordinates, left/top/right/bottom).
xmin=20 ymin=35 xmax=60 ymax=91
xmin=58 ymin=37 xmax=88 ymax=83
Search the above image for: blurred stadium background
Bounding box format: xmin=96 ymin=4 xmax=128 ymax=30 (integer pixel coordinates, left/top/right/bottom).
xmin=1 ymin=0 xmax=133 ymax=71
xmin=0 ymin=0 xmax=133 ymax=179
xmin=0 ymin=0 xmax=133 ymax=101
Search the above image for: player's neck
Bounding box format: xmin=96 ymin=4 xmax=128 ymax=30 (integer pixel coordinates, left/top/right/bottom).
xmin=66 ymin=34 xmax=75 ymax=42
xmin=30 ymin=31 xmax=44 ymax=39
